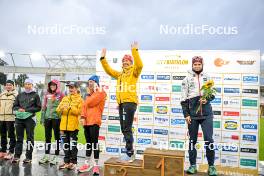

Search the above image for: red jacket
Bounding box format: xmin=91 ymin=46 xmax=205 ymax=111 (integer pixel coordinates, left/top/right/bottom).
xmin=81 ymin=89 xmax=106 ymax=126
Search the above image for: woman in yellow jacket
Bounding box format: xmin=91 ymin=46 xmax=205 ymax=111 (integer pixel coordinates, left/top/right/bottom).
xmin=100 ymin=42 xmax=143 ymax=163
xmin=56 ymin=82 xmax=83 ymax=170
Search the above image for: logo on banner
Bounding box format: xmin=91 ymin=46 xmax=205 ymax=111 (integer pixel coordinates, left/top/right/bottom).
xmin=240 ymin=159 xmax=257 ymax=167
xmin=211 ymin=98 xmax=221 ymax=105
xmin=243 ymin=76 xmax=258 ymax=83
xmin=154 ymin=129 xmax=168 ymax=135
xmin=155 ymin=116 xmax=169 ymax=124
xmin=242 ymin=134 xmax=257 ymax=142
xmin=139 ymin=106 xmax=153 ymax=113
xmin=242 ymin=89 xmax=259 ymax=94
xmin=141 ymin=75 xmax=155 ymax=80
xmin=213 ymin=121 xmax=221 ymax=128
xmin=240 ymin=148 xmax=257 ymax=154
xmin=138 ymin=128 xmax=152 ymax=134
xmin=155 ymin=96 xmax=170 ymax=101
xmin=156 ymin=106 xmax=168 ymax=114
xmin=108 ymin=116 xmax=119 ymax=121
xmin=172 ymin=76 xmax=186 ymax=80
xmin=224 ymin=121 xmax=238 ymax=130
xmin=213 ymin=111 xmax=222 ymax=116
xmin=156 ymin=75 xmax=170 ymax=80
xmin=106 ymin=147 xmax=119 ymax=153
xmin=241 ymin=124 xmax=257 ymax=130
xmin=171 ymin=108 xmax=183 ymax=114
xmin=236 ymin=60 xmax=256 ymax=65
xmin=214 ymin=58 xmax=230 ymax=67
xmin=224 ymin=88 xmax=240 ymax=94
xmin=110 ymin=95 xmax=116 ymax=101
xmin=171 ymin=119 xmax=185 ymax=126
xmin=137 ymin=138 xmax=152 ymax=145
xmin=242 ymin=99 xmax=258 ymax=107
xmin=172 ymin=85 xmax=182 ymax=92
xmin=223 ymin=111 xmax=240 ymax=116
xmin=141 ymin=95 xmax=153 ymax=101
xmin=222 ymin=145 xmax=238 ymax=152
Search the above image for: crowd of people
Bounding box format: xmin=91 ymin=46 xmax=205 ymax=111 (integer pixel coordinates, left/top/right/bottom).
xmin=0 ymin=42 xmax=217 ymax=176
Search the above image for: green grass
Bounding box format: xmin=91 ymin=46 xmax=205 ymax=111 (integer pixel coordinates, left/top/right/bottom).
xmin=34 ymin=112 xmax=86 ymax=144
xmin=260 ymin=117 xmax=264 ymax=161
xmin=33 ymin=113 xmax=264 ymax=161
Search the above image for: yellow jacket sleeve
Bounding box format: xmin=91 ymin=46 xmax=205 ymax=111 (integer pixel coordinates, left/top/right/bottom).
xmin=100 ymin=58 xmax=121 ymax=79
xmin=70 ymin=98 xmax=83 ymax=116
xmin=132 ymin=48 xmax=143 ymax=78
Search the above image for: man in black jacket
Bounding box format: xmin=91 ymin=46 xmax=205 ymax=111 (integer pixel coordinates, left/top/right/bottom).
xmin=12 ymin=78 xmax=41 ymax=164
xmin=180 ymin=56 xmax=217 ymax=176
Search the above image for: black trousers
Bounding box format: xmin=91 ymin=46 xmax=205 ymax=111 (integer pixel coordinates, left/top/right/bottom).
xmin=119 ymin=102 xmax=137 ymax=157
xmin=0 ymin=121 xmax=16 ymax=153
xmin=14 ymin=118 xmax=36 ymax=159
xmin=188 ymin=117 xmax=215 ymax=166
xmin=44 ymin=119 xmax=61 ymax=155
xmin=84 ymin=125 xmax=100 ymax=159
xmin=61 ymin=130 xmax=78 ymax=164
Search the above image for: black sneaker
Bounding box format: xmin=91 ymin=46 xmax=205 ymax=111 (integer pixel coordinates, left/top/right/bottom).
xmin=11 ymin=157 xmax=20 ymax=163
xmin=23 ymin=158 xmax=32 ymax=164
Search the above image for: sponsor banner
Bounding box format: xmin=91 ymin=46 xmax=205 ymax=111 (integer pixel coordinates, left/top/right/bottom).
xmin=222 ymin=131 xmax=240 ymax=143
xmin=108 ymin=103 xmax=119 ymax=114
xmin=221 ymin=155 xmax=239 ymax=167
xmin=240 ymin=144 xmax=258 ymax=157
xmin=171 ymin=84 xmax=182 ymax=93
xmin=172 ymin=73 xmax=187 ymax=83
xmin=170 ymin=107 xmax=183 ymax=115
xmin=155 ymin=94 xmax=171 ymax=104
xmin=223 ymin=97 xmax=241 ymax=108
xmin=139 ymin=94 xmax=154 ymax=104
xmin=156 ymin=73 xmax=171 ymax=82
xmin=155 ymin=83 xmax=171 ymax=93
xmin=169 ymin=139 xmax=186 ymax=150
xmin=185 ymin=151 xmax=203 ymax=164
xmin=107 ymin=125 xmax=121 ymax=134
xmin=169 ymin=127 xmax=186 ymax=140
xmin=241 ymin=86 xmax=259 ymax=97
xmin=240 ymin=109 xmax=259 ymax=121
xmin=223 ymin=74 xmax=241 ymax=85
xmin=221 ymin=144 xmax=239 ymax=155
xmin=153 ymin=127 xmax=169 ymax=138
xmin=212 ymin=108 xmax=222 ymax=119
xmin=137 ymin=126 xmax=153 ymax=137
xmin=105 ymin=134 xmax=122 ymax=145
xmin=108 ymin=115 xmax=120 ymax=124
xmin=154 ymin=115 xmax=170 ymax=126
xmin=240 ymin=122 xmax=258 ymax=133
xmin=222 ymin=109 xmax=240 ymax=119
xmin=105 ymin=146 xmax=120 ymax=156
xmin=242 ymin=74 xmax=259 ymax=85
xmin=139 ymin=83 xmax=156 ymax=93
xmin=213 ymin=130 xmax=222 ymax=142
xmin=138 ymin=115 xmax=154 ymax=126
xmin=170 ymin=94 xmax=181 ymax=104
xmin=170 ymin=117 xmax=186 ymax=128
xmin=242 ymin=98 xmax=258 ymax=108
xmin=100 ymin=124 xmax=107 ymax=134
xmin=222 ymin=120 xmax=240 ymax=131
xmin=223 ymin=86 xmax=241 ymax=96
xmin=136 ymin=137 xmax=152 ymax=147
xmin=240 ymin=133 xmax=258 ymax=145
xmin=152 ymin=137 xmax=169 ymax=149
xmin=138 ymin=105 xmax=154 ymax=114
xmin=203 ymin=152 xmax=221 ymax=165
xmin=109 ymin=94 xmax=116 ymax=103
xmin=211 ymin=96 xmax=222 ymax=106
xmin=209 ymin=73 xmax=223 ymax=85
xmin=155 ymin=105 xmax=170 ymax=115
xmin=140 ymin=72 xmax=155 ymax=82
xmin=213 ymin=120 xmax=221 ymax=129
xmin=240 ymin=158 xmax=258 ymax=169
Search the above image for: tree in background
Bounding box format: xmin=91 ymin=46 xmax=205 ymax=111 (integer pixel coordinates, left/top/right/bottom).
xmin=15 ymin=74 xmax=29 ymax=93
xmin=0 ymin=58 xmax=8 ymax=93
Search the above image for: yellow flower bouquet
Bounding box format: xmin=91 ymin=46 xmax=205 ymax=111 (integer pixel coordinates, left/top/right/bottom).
xmin=196 ymin=80 xmax=217 ymax=114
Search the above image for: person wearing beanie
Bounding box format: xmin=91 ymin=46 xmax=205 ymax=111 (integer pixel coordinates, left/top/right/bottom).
xmin=180 ymin=56 xmax=217 ymax=176
xmin=57 ymin=82 xmax=83 ymax=170
xmin=77 ymin=75 xmax=106 ymax=174
xmin=100 ymin=42 xmax=143 ymax=163
xmin=0 ymin=80 xmax=18 ymax=160
xmin=39 ymin=79 xmax=64 ymax=165
xmin=12 ymin=78 xmax=41 ymax=164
